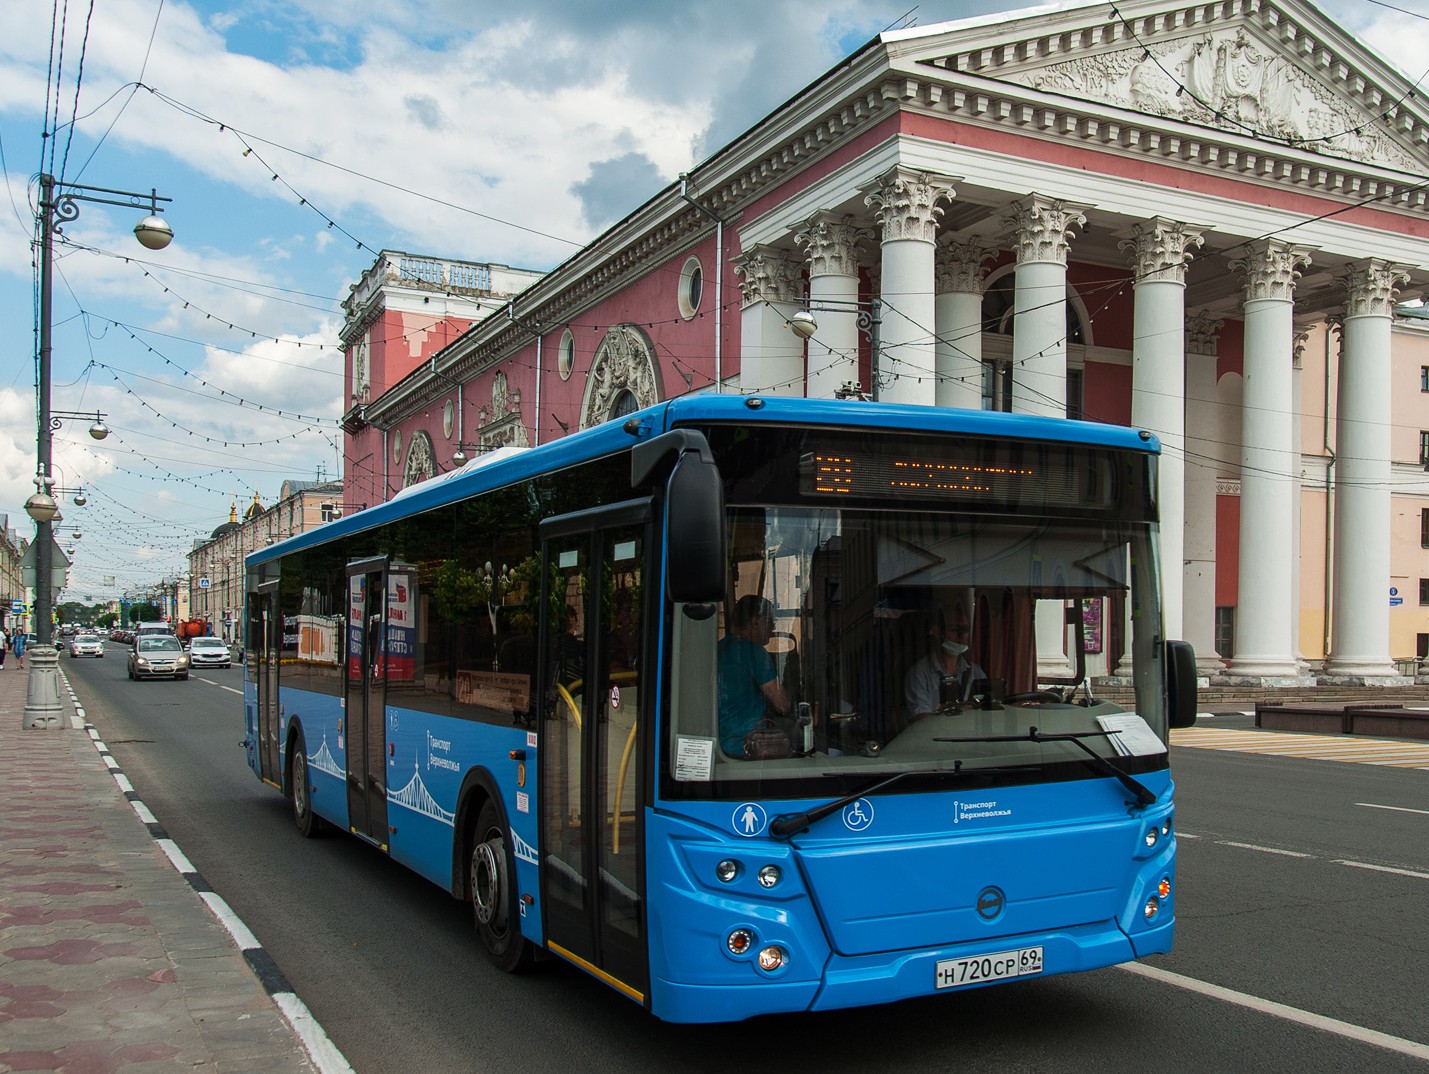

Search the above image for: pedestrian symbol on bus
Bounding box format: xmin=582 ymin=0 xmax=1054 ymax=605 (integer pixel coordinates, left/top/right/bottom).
xmin=733 ymin=802 xmax=768 ymax=837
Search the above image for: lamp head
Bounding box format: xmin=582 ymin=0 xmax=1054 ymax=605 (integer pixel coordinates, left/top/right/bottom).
xmin=88 ymin=419 xmax=109 ymax=440
xmin=788 ymin=310 xmax=818 ymax=339
xmin=133 ymin=215 xmax=173 ymax=251
xmin=24 ymin=491 xmax=59 ymax=523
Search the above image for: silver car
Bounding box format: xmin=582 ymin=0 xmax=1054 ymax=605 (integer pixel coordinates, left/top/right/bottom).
xmin=187 ymin=637 xmax=232 ymax=668
xmin=68 ymin=633 xmax=105 ymax=658
xmin=127 ymin=635 xmax=190 ymax=681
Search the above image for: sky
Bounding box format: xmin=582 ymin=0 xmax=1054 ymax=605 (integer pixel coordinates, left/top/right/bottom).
xmin=0 ymin=0 xmax=1423 ymax=608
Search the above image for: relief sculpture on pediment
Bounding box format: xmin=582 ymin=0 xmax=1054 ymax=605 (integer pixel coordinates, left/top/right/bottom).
xmin=1026 ymin=28 xmax=1416 ymax=171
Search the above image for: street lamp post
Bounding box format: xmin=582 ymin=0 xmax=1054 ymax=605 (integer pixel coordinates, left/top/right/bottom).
xmin=787 ymin=298 xmax=883 ymax=400
xmin=23 ymin=173 xmax=172 ymax=729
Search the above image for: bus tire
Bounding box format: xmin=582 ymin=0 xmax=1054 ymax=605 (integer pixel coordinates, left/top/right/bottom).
xmin=470 ymin=800 xmax=532 ymax=972
xmin=290 ymin=730 xmax=322 ymax=838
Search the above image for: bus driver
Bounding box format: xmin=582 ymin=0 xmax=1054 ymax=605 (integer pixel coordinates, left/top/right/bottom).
xmin=717 ymin=595 xmax=790 ymax=756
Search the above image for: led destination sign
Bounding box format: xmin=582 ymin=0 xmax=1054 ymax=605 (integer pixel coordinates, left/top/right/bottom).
xmin=798 ymin=440 xmax=1127 ymax=513
xmin=808 ymin=454 xmax=1034 ymax=496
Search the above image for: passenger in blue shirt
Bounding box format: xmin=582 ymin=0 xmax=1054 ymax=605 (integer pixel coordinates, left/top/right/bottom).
xmin=717 ymin=595 xmax=790 ymax=756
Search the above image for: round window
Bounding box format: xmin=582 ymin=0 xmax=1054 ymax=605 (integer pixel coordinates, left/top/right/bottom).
xmin=558 ymin=329 xmax=575 ymax=381
xmin=443 ymin=400 xmax=454 ymax=439
xmin=678 ymin=256 xmax=703 ymax=320
xmin=391 ymin=428 xmax=402 ymax=463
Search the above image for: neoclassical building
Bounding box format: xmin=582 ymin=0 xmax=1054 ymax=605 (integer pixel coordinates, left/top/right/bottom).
xmin=340 ymin=0 xmax=1429 ymax=685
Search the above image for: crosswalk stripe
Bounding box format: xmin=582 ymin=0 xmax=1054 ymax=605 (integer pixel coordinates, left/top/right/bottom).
xmin=1170 ymin=727 xmax=1429 ymax=768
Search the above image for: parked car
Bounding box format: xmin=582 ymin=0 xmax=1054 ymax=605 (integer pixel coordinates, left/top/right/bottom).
xmin=68 ymin=634 xmax=104 ymax=658
xmin=187 ymin=637 xmax=231 ymax=669
xmin=127 ymin=635 xmax=190 ymax=681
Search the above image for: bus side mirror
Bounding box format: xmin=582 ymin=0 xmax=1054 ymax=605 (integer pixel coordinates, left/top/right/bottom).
xmin=1165 ymin=640 xmax=1198 ymax=728
xmin=632 ymin=429 xmax=727 ymax=606
xmin=665 ymin=449 xmax=726 ymax=605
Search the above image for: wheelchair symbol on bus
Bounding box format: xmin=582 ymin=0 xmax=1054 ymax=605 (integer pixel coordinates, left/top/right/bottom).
xmin=843 ymin=798 xmax=874 ymax=831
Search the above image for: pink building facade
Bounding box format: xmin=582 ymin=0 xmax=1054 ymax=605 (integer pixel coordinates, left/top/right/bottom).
xmin=341 ymin=0 xmax=1429 ymax=685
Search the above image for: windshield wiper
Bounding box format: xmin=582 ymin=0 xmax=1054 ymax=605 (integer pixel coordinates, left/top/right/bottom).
xmin=769 ymin=771 xmax=915 ymax=839
xmin=935 ymin=726 xmax=1156 ymax=808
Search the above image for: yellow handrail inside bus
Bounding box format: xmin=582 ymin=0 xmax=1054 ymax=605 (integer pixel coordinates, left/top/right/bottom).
xmin=556 ymin=681 xmax=581 ymax=729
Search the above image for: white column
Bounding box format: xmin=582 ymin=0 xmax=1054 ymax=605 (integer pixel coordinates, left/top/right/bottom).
xmin=863 ymin=167 xmax=957 ymax=406
xmin=1122 ymin=218 xmax=1203 ymax=645
xmin=1006 ymin=197 xmax=1088 ymax=678
xmin=1006 ymin=196 xmax=1087 ymax=420
xmin=794 ymin=212 xmax=870 ymax=400
xmin=1183 ymin=312 xmax=1225 ymax=672
xmin=732 ymin=246 xmax=805 ymax=396
xmin=935 ymin=241 xmax=996 ymax=409
xmin=1326 ymin=259 xmax=1413 ymax=680
xmin=1227 ymin=240 xmax=1313 ymax=680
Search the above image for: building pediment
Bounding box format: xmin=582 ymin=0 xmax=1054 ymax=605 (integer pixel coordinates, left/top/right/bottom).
xmin=897 ymin=0 xmax=1427 ymax=175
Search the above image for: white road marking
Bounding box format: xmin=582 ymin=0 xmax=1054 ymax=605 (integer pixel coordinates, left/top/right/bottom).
xmin=1119 ymin=963 xmax=1429 ymax=1061
xmin=1332 ymin=860 xmax=1429 ymax=880
xmin=1217 ymin=841 xmax=1314 ymax=858
xmin=1356 ymin=802 xmax=1429 ymax=816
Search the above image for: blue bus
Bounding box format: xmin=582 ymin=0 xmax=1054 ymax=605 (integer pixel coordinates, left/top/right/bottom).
xmin=243 ymin=394 xmax=1197 ymax=1022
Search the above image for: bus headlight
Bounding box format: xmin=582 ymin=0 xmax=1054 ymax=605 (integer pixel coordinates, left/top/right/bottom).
xmin=757 ymin=946 xmax=788 ymax=972
xmin=757 ymin=865 xmax=781 ymax=888
xmin=1144 ymin=827 xmax=1159 ymax=849
xmin=1144 ymin=895 xmax=1161 ymax=921
xmin=715 ymin=859 xmax=740 ymax=883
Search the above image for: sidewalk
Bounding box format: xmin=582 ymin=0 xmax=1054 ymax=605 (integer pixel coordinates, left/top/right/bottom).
xmin=0 ymin=657 xmax=323 ymax=1074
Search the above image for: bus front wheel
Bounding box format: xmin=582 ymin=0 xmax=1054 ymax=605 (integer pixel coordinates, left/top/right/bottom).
xmin=290 ymin=731 xmax=323 ymax=838
xmin=470 ymin=800 xmax=532 ymax=972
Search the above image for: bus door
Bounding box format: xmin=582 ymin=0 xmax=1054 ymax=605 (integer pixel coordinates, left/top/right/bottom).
xmin=250 ymin=580 xmax=281 ymax=786
xmin=345 ymin=558 xmax=390 ymax=848
xmin=539 ymin=501 xmax=650 ymax=1001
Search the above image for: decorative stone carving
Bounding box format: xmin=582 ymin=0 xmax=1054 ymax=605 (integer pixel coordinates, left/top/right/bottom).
xmin=480 ymin=413 xmax=530 ymax=452
xmin=935 ymin=241 xmax=998 ymax=293
xmin=1005 ymin=196 xmax=1087 ymax=265
xmin=1341 ymin=259 xmax=1412 ymax=319
xmin=492 ymin=371 xmax=509 ymax=417
xmin=580 ymin=324 xmax=661 ymax=431
xmin=794 ymin=212 xmax=871 ymax=278
xmin=1186 ymin=311 xmax=1224 ymax=355
xmin=1120 ymin=218 xmax=1203 ymax=284
xmin=351 ymin=333 xmax=370 ymax=403
xmin=1025 ymin=28 xmax=1417 ymax=171
xmin=732 ymin=246 xmax=804 ymax=307
xmin=1230 ymin=240 xmax=1313 ymax=303
xmin=403 ymin=431 xmax=436 ymax=486
xmin=862 ymin=167 xmax=956 ymax=243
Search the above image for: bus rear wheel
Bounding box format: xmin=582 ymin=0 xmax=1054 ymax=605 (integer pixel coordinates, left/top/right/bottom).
xmin=470 ymin=800 xmax=532 ymax=972
xmin=290 ymin=731 xmax=322 ymax=838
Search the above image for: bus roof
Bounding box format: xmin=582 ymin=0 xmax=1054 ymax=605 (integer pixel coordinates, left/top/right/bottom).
xmin=248 ymin=395 xmax=1159 ymax=567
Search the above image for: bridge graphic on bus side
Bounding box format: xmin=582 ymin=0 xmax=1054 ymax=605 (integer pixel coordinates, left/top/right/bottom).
xmin=307 ymin=734 xmax=343 ymax=780
xmin=390 ymin=758 xmax=457 ymax=826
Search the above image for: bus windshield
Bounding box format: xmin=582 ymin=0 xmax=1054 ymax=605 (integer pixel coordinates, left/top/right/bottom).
xmin=666 ymin=426 xmax=1167 ymax=799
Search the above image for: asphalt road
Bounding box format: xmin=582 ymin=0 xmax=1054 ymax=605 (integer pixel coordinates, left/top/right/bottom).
xmin=65 ymin=648 xmax=1429 ymax=1074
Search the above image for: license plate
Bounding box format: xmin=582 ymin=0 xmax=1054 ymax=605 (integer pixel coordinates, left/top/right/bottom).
xmin=935 ymin=945 xmax=1043 ymax=989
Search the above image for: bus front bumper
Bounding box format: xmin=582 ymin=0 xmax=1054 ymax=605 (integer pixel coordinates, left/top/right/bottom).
xmin=651 ymin=916 xmax=1172 ymax=1023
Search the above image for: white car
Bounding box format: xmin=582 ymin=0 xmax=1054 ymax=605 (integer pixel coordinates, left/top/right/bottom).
xmin=187 ymin=637 xmax=232 ymax=668
xmin=69 ymin=633 xmax=105 ymax=658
